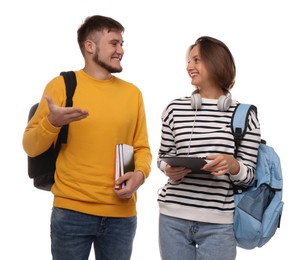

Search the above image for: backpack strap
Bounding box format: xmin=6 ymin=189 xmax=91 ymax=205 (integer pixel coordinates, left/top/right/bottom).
xmin=55 ymin=71 xmax=77 ymax=148
xmin=231 ymin=103 xmax=257 ymax=156
xmin=61 ymin=71 xmax=77 ymax=107
xmin=232 ymin=103 xmax=256 ymax=193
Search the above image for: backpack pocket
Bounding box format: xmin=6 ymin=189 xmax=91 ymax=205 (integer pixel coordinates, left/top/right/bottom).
xmin=258 ymin=195 xmax=283 ymax=247
xmin=234 ymin=185 xmax=283 ymax=249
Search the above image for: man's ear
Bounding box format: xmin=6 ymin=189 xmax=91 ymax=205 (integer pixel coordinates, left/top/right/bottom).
xmin=84 ymin=39 xmax=95 ymax=54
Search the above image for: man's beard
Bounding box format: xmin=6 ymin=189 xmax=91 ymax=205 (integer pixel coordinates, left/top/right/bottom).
xmin=93 ymin=52 xmax=122 ymax=73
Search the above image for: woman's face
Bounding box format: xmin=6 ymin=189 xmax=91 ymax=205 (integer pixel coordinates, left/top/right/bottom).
xmin=186 ymin=45 xmax=212 ymax=89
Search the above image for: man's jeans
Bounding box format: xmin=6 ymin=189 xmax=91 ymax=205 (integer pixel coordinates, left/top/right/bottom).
xmin=51 ymin=207 xmax=137 ymax=260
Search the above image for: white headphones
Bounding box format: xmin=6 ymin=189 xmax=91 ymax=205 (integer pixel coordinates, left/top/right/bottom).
xmin=190 ymin=90 xmax=232 ymax=111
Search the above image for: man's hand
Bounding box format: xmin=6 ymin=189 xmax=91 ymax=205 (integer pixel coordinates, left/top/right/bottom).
xmin=114 ymin=171 xmax=145 ymax=199
xmin=45 ymin=95 xmax=89 ymax=127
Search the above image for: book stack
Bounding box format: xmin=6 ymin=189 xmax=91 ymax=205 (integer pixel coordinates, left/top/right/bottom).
xmin=115 ymin=144 xmax=134 ymax=189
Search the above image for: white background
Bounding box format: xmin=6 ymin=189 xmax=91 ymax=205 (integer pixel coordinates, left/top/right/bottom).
xmin=1 ymin=0 xmax=304 ymax=259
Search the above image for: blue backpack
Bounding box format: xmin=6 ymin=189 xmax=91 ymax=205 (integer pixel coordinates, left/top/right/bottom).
xmin=232 ymin=103 xmax=284 ymax=249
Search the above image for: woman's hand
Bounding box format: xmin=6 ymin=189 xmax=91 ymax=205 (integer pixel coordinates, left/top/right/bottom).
xmin=202 ymin=154 xmax=240 ymax=176
xmin=164 ymin=164 xmax=192 ymax=180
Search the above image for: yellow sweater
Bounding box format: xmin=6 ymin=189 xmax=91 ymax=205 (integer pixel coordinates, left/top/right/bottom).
xmin=23 ymin=70 xmax=152 ymax=217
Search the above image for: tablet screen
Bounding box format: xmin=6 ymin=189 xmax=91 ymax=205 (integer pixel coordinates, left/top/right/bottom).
xmin=161 ymin=156 xmax=207 ymax=172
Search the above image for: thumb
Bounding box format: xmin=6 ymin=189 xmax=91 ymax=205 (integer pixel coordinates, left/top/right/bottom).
xmin=205 ymin=155 xmax=216 ymax=160
xmin=44 ymin=95 xmax=57 ymax=113
xmin=44 ymin=94 xmax=53 ymax=106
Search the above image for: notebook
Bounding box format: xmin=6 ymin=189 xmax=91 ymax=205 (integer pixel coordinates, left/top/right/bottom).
xmin=115 ymin=144 xmax=135 ymax=189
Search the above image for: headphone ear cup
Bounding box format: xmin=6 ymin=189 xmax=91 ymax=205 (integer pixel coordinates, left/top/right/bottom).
xmin=191 ymin=93 xmax=202 ymax=110
xmin=217 ymin=94 xmax=232 ymax=111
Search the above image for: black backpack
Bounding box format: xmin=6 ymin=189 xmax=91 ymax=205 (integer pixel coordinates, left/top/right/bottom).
xmin=27 ymin=71 xmax=77 ymax=191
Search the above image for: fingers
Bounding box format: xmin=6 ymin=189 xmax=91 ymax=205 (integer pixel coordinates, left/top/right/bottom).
xmin=203 ymin=155 xmax=229 ymax=174
xmin=165 ymin=166 xmax=191 ymax=180
xmin=210 ymin=169 xmax=228 ymax=176
xmin=203 ymin=154 xmax=239 ymax=176
xmin=45 ymin=94 xmax=88 ymax=116
xmin=114 ymin=172 xmax=138 ymax=199
xmin=64 ymin=107 xmax=89 ymax=122
xmin=45 ymin=94 xmax=89 ymax=126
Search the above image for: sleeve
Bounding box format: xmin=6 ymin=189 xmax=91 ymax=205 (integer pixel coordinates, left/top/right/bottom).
xmin=156 ymin=103 xmax=177 ymax=173
xmin=22 ymin=76 xmax=66 ymax=157
xmin=132 ymin=91 xmax=152 ymax=179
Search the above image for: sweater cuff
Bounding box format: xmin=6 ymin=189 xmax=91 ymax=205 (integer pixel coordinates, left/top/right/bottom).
xmin=158 ymin=159 xmax=168 ymax=173
xmin=41 ymin=116 xmax=61 ymax=134
xmin=229 ymin=161 xmax=247 ymax=181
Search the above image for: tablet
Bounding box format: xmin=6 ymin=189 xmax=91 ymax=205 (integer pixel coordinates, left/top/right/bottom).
xmin=161 ymin=156 xmax=207 ymax=172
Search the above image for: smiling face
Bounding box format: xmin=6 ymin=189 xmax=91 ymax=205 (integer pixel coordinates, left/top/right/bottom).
xmin=186 ymin=45 xmax=214 ymax=90
xmin=92 ymin=29 xmax=124 ymax=73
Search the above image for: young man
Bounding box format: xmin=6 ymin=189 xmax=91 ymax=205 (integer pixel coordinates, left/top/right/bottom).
xmin=23 ymin=15 xmax=152 ymax=260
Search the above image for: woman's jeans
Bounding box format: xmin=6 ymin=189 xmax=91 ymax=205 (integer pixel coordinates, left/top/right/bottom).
xmin=159 ymin=213 xmax=236 ymax=260
xmin=51 ymin=207 xmax=137 ymax=260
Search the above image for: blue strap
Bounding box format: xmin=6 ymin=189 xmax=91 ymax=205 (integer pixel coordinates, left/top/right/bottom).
xmin=232 ymin=103 xmax=256 ymax=157
xmin=232 ymin=103 xmax=252 ymax=136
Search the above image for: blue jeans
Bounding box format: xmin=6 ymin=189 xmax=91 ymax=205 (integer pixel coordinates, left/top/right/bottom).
xmin=51 ymin=207 xmax=137 ymax=260
xmin=159 ymin=214 xmax=236 ymax=260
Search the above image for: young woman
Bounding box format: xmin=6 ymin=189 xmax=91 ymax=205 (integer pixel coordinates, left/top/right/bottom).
xmin=157 ymin=36 xmax=261 ymax=260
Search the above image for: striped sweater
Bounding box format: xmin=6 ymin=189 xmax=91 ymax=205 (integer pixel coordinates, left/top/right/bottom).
xmin=157 ymin=96 xmax=261 ymax=224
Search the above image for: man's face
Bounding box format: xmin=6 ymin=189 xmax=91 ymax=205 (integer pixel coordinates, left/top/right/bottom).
xmin=93 ymin=29 xmax=124 ymax=73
